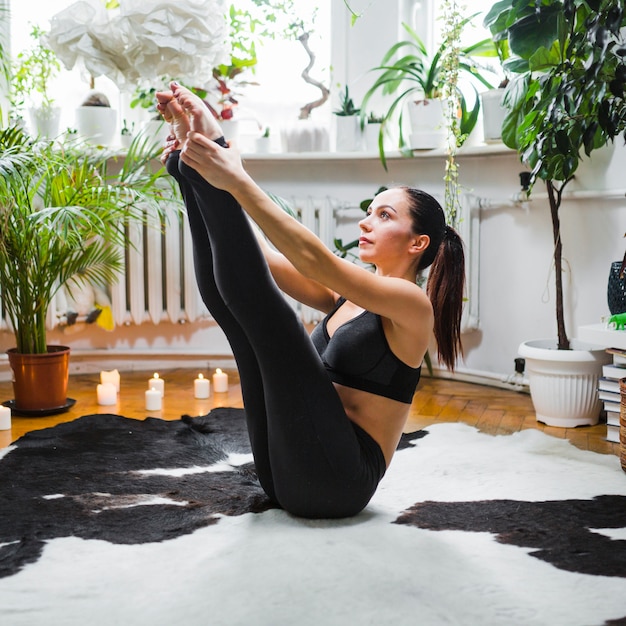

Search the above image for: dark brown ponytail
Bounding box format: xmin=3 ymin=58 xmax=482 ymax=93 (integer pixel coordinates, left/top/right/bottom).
xmin=425 ymin=225 xmax=464 ymax=370
xmin=402 ymin=188 xmax=465 ymax=370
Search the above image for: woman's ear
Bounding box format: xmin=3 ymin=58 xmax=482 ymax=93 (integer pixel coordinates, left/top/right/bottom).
xmin=410 ymin=234 xmax=430 ymax=255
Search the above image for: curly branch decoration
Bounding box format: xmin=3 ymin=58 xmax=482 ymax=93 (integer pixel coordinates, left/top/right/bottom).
xmin=297 ymin=31 xmax=330 ymax=119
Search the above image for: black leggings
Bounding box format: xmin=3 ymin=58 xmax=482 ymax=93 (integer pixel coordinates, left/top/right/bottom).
xmin=167 ymin=149 xmax=386 ymax=518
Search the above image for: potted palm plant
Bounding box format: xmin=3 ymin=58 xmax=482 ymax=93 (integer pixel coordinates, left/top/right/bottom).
xmin=484 ymin=0 xmax=626 ymax=426
xmin=0 ymin=124 xmax=177 ymax=414
xmin=360 ymin=16 xmax=494 ymax=166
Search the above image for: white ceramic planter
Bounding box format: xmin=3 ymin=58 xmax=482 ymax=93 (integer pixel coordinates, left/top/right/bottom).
xmin=254 ymin=136 xmax=271 ymax=154
xmin=28 ymin=106 xmax=61 ymax=139
xmin=407 ymin=99 xmax=447 ymax=150
xmin=281 ymin=120 xmax=330 ymax=153
xmin=364 ymin=123 xmax=383 ymax=152
xmin=120 ymin=133 xmax=133 ymax=149
xmin=518 ymin=338 xmax=612 ymax=427
xmin=75 ymin=106 xmax=117 ymax=145
xmin=480 ymin=88 xmax=507 ymax=143
xmin=335 ymin=115 xmax=362 ymax=152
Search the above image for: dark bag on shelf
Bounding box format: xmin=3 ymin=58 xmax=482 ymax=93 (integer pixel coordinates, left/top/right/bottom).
xmin=608 ymin=253 xmax=626 ymax=315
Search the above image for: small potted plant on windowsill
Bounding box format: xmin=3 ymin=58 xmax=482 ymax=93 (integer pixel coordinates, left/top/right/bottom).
xmin=75 ymin=90 xmax=118 ymax=146
xmin=333 ymin=85 xmax=361 ymax=152
xmin=120 ymin=119 xmax=135 ymax=149
xmin=363 ymin=112 xmax=385 ymax=152
xmin=190 ymin=59 xmax=257 ymax=143
xmin=360 ymin=17 xmax=494 ymax=164
xmin=478 ymin=20 xmax=512 ymax=144
xmin=255 ymin=126 xmax=272 ymax=153
xmin=11 ymin=25 xmax=61 ymax=138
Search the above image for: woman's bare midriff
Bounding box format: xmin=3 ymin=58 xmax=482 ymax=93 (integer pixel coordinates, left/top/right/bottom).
xmin=333 ymin=382 xmax=411 ymax=467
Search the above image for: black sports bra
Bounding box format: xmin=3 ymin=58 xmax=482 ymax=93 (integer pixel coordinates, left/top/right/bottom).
xmin=310 ymin=298 xmax=421 ymax=404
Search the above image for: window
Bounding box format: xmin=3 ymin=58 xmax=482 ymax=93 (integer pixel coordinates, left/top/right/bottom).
xmin=7 ymin=0 xmax=331 ymax=141
xmin=6 ymin=1 xmax=498 ymax=142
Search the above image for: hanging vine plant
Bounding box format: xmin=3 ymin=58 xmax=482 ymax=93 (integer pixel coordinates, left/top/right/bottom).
xmin=439 ymin=0 xmax=468 ymax=228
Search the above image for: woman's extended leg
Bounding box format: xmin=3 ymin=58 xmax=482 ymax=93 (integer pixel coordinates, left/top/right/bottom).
xmin=166 ymin=153 xmax=278 ymax=503
xmin=157 ymin=92 xmax=280 ymax=502
xmin=176 ymin=159 xmax=385 ymax=518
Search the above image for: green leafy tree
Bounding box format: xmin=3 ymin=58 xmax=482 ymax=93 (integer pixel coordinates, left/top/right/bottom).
xmin=484 ymin=0 xmax=626 ymax=349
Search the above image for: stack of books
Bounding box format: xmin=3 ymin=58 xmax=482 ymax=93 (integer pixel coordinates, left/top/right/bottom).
xmin=600 ymin=348 xmax=626 ymax=443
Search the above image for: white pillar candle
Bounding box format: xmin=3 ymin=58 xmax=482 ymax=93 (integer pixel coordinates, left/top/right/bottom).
xmin=0 ymin=405 xmax=11 ymax=430
xmin=213 ymin=368 xmax=229 ymax=393
xmin=96 ymin=383 xmax=117 ymax=406
xmin=145 ymin=387 xmax=162 ymax=411
xmin=148 ymin=373 xmax=165 ymax=397
xmin=194 ymin=373 xmax=210 ymax=399
xmin=100 ymin=369 xmax=120 ymax=392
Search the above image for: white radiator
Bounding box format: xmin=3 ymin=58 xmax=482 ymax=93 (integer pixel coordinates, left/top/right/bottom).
xmin=38 ymin=201 xmax=209 ymax=331
xmin=109 ymin=201 xmax=209 ymax=326
xmin=36 ymin=196 xmax=339 ymax=330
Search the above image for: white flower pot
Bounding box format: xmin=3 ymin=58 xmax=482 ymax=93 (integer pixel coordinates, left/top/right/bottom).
xmin=335 ymin=115 xmax=362 ymax=152
xmin=407 ymin=99 xmax=447 ymax=150
xmin=120 ymin=133 xmax=133 ymax=149
xmin=281 ymin=120 xmax=330 ymax=153
xmin=254 ymin=136 xmax=271 ymax=154
xmin=518 ymin=339 xmax=612 ymax=427
xmin=75 ymin=106 xmax=118 ymax=145
xmin=480 ymin=88 xmax=507 ymax=143
xmin=28 ymin=106 xmax=61 ymax=139
xmin=364 ymin=123 xmax=383 ymax=152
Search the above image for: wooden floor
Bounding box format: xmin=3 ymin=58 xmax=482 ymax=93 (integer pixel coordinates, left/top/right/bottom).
xmin=0 ymin=368 xmax=619 ymax=456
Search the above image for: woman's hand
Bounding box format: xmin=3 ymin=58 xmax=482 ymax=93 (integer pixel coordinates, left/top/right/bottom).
xmin=180 ymin=131 xmax=249 ymax=193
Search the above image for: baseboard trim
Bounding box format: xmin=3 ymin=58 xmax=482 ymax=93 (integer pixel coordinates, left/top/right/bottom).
xmin=426 ymin=365 xmax=529 ymax=394
xmin=0 ymin=350 xmax=237 ymax=382
xmin=0 ymin=349 xmax=529 ymax=393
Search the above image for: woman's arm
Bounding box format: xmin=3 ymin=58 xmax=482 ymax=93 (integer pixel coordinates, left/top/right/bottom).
xmin=254 ymin=229 xmax=337 ymax=313
xmin=179 ymin=133 xmax=433 ymax=354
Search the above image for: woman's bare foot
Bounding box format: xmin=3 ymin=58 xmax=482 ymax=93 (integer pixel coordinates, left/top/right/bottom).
xmin=156 ymin=89 xmax=190 ymax=146
xmin=170 ymin=82 xmax=224 ymax=141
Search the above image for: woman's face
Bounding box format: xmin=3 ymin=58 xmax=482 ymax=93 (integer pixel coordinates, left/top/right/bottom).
xmin=357 ymin=188 xmax=418 ymax=267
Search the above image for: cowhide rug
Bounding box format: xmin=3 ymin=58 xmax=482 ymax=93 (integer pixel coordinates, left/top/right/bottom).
xmin=1 ymin=408 xmax=626 ymax=626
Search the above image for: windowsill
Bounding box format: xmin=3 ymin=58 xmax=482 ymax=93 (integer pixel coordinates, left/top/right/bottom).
xmin=242 ymin=142 xmax=516 ymax=161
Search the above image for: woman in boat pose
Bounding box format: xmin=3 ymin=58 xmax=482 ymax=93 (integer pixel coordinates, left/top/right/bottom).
xmin=156 ymin=83 xmax=465 ymax=519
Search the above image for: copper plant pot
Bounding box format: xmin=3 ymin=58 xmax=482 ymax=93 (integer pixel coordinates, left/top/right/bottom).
xmin=7 ymin=346 xmax=70 ymax=411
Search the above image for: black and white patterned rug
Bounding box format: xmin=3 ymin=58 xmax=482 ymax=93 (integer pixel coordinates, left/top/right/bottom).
xmin=1 ymin=408 xmax=626 ymax=626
